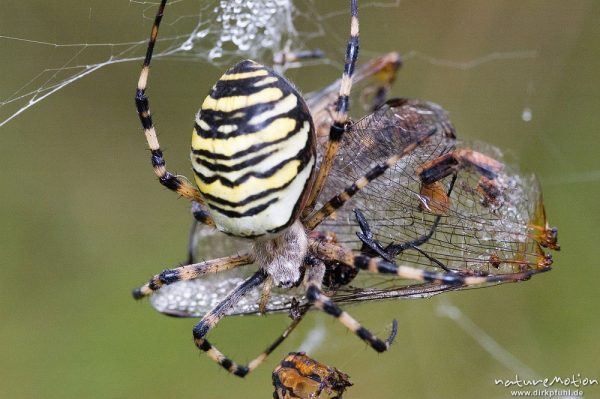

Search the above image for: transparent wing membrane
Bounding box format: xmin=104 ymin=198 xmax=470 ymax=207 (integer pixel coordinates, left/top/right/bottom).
xmin=149 ymin=268 xmax=465 ymax=317
xmin=317 ymin=99 xmax=553 ymax=275
xmin=150 ymin=272 xmax=303 ymax=317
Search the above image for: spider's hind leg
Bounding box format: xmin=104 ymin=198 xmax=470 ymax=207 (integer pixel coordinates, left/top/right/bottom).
xmin=192 ymin=271 xmax=267 ymax=376
xmin=304 ymin=256 xmax=397 ymax=353
xmin=192 ymin=272 xmax=309 ymax=377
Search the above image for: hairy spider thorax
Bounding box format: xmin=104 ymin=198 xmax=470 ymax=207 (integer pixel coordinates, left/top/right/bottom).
xmin=252 ymin=220 xmax=308 ymax=288
xmin=191 ymin=60 xmax=316 ymax=239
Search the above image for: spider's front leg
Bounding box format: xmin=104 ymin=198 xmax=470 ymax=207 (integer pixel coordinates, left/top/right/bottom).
xmin=135 ymin=0 xmax=215 ymax=226
xmin=303 ymin=0 xmax=360 ymax=214
xmin=308 ymin=51 xmax=402 ymax=142
xmin=310 ymin=240 xmax=550 ymax=287
xmin=304 ymin=256 xmax=398 ymax=352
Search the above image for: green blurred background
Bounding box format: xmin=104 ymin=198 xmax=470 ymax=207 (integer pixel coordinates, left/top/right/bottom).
xmin=1 ymin=1 xmax=598 ymax=398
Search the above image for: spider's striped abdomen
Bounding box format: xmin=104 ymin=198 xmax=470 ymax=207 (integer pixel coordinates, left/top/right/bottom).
xmin=192 ymin=60 xmax=316 ymax=238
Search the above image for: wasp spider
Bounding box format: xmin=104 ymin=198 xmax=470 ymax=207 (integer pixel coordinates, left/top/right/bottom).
xmin=133 ymin=0 xmax=559 ymax=377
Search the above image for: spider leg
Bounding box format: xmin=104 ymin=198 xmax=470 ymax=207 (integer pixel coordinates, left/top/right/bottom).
xmin=134 ymin=0 xmax=214 ymax=225
xmin=192 ymin=271 xmax=266 ymax=376
xmin=192 ymin=272 xmax=308 ymax=377
xmin=191 ymin=200 xmax=214 ymax=225
xmin=244 ymin=304 xmax=309 ymax=373
xmin=258 ymin=276 xmax=274 ymax=314
xmin=185 ymin=201 xmax=218 ymax=264
xmin=304 ymin=128 xmax=436 ymax=230
xmin=304 ymin=256 xmax=398 ymax=353
xmin=307 ymin=52 xmax=402 ymax=144
xmin=304 ymin=0 xmax=360 ymax=213
xmin=132 ymin=254 xmax=252 ymax=299
xmin=310 ymin=240 xmax=552 ymax=286
xmin=273 ymin=48 xmax=325 ymax=67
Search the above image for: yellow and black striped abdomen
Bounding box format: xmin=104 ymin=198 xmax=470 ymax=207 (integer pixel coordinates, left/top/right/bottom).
xmin=191 ymin=60 xmax=316 ymax=238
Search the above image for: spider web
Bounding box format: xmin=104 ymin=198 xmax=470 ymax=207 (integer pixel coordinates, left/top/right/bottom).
xmin=0 ymin=0 xmax=301 ymax=127
xmin=0 ymin=0 xmax=542 ymax=129
xmin=0 ymin=0 xmax=407 ymax=128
